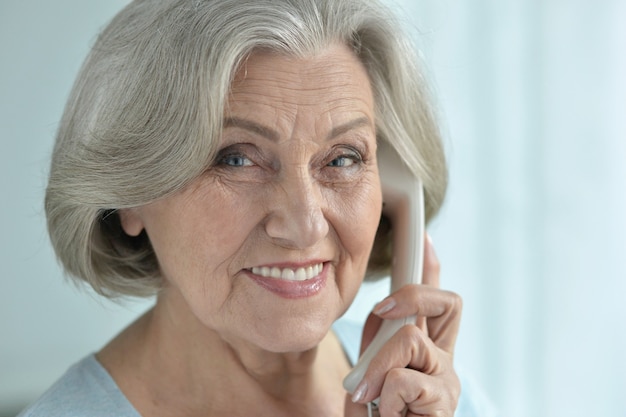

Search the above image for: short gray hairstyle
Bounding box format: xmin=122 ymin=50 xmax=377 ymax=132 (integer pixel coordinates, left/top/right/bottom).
xmin=45 ymin=0 xmax=447 ymax=298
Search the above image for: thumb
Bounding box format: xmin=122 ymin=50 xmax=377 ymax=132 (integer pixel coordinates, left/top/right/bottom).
xmin=421 ymin=233 xmax=440 ymax=288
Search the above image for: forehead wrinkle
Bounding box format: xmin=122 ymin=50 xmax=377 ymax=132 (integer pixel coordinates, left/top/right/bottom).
xmin=232 ymin=82 xmax=361 ymax=109
xmin=227 ymin=45 xmax=375 ymax=145
xmin=232 ymin=59 xmax=367 ymax=101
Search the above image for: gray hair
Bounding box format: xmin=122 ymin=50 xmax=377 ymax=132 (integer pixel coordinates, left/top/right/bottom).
xmin=45 ymin=0 xmax=447 ymax=298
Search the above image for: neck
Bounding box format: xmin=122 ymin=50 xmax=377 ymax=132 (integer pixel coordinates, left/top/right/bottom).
xmin=98 ymin=289 xmax=351 ymax=416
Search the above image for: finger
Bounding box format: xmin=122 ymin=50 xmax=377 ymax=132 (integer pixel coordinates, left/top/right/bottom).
xmin=419 ymin=234 xmax=439 ymax=333
xmin=421 ymin=233 xmax=440 ymax=289
xmin=378 ymin=368 xmax=460 ymax=417
xmin=355 ymin=325 xmax=443 ymax=403
xmin=377 ymin=369 xmax=438 ymax=417
xmin=372 ymin=285 xmax=462 ymax=354
xmin=373 ymin=285 xmax=458 ymax=320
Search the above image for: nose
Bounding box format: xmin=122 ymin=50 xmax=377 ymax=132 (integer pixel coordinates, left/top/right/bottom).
xmin=264 ymin=170 xmax=329 ymax=249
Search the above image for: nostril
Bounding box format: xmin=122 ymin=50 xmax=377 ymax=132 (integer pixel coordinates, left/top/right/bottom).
xmin=264 ymin=205 xmax=329 ymax=249
xmin=263 ymin=175 xmax=329 ymax=248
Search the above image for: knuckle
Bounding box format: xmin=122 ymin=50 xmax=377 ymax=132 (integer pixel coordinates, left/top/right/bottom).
xmin=385 ymin=366 xmax=408 ymax=385
xmin=450 ymin=371 xmax=461 ymax=399
xmin=399 ymin=323 xmax=424 ymax=347
xmin=444 ymin=290 xmax=463 ymax=313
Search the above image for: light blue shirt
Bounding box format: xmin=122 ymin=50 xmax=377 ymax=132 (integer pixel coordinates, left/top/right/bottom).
xmin=17 ymin=353 xmax=140 ymax=417
xmin=19 ymin=319 xmax=498 ymax=416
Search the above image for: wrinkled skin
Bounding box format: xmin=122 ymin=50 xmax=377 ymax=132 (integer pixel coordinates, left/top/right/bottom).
xmin=103 ymin=44 xmax=462 ymax=417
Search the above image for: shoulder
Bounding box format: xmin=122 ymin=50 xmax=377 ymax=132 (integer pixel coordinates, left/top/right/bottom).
xmin=17 ymin=354 xmax=140 ymax=417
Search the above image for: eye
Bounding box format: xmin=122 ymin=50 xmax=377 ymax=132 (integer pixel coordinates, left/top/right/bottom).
xmin=326 ymin=146 xmax=363 ymax=168
xmin=213 ymin=144 xmax=257 ymax=168
xmin=327 ymin=155 xmax=356 ymax=168
xmin=220 ymin=154 xmax=253 ymax=167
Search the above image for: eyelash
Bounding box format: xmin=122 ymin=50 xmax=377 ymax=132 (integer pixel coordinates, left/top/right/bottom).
xmin=213 ymin=144 xmax=365 ymax=170
xmin=327 ymin=150 xmax=362 ymax=168
xmin=219 ymin=154 xmax=252 ymax=167
xmin=213 ymin=144 xmax=255 ymax=168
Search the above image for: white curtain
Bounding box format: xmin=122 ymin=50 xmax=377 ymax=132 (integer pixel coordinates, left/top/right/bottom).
xmin=386 ymin=0 xmax=626 ymax=415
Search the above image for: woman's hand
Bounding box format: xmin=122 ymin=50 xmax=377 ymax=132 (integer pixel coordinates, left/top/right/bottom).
xmin=353 ymin=235 xmax=462 ymax=416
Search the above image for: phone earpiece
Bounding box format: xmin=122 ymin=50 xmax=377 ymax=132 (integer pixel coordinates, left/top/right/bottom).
xmin=342 ymin=141 xmax=425 ymax=399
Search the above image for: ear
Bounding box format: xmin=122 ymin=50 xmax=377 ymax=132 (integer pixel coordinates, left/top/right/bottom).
xmin=118 ymin=208 xmax=145 ymax=237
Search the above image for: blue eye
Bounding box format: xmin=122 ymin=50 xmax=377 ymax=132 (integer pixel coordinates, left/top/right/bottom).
xmin=326 ymin=145 xmax=363 ymax=168
xmin=220 ymin=154 xmax=253 ymax=167
xmin=328 ymin=156 xmax=354 ymax=167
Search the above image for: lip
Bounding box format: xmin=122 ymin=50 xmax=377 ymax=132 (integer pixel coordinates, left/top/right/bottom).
xmin=244 ymin=262 xmax=328 ymax=299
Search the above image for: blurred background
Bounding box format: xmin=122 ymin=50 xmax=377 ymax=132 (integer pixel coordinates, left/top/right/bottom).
xmin=1 ymin=1 xmax=624 ymax=416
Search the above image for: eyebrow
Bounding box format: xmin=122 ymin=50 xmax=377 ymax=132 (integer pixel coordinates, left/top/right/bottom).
xmin=223 ymin=117 xmax=280 ymax=141
xmin=222 ymin=116 xmax=373 ymax=142
xmin=326 ymin=117 xmax=373 ymax=141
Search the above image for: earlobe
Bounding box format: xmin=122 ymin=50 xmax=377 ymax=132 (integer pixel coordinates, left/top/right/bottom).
xmin=118 ymin=208 xmax=145 ymax=237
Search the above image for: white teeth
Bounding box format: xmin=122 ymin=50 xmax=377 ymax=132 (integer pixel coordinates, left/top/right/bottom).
xmin=295 ymin=268 xmax=307 ymax=281
xmin=282 ymin=269 xmax=295 ymax=280
xmin=251 ymin=263 xmax=324 ymax=281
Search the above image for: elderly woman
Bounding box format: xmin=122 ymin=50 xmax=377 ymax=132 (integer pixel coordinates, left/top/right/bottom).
xmin=19 ymin=0 xmax=492 ymax=416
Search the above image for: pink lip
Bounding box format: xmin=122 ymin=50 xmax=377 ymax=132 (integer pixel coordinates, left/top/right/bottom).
xmin=245 ymin=262 xmax=328 ymax=299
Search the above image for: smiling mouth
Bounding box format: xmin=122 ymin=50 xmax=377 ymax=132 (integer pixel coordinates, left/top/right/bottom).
xmin=250 ymin=263 xmax=324 ymax=281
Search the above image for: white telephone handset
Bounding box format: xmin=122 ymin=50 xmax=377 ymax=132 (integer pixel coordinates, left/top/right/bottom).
xmin=342 ymin=140 xmax=425 ymax=404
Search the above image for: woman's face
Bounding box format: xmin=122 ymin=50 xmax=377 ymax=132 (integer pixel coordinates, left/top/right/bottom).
xmin=121 ymin=44 xmax=382 ymax=352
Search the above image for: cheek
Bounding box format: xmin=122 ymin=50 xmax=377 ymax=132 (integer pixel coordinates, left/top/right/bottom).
xmin=142 ymin=190 xmax=263 ymax=289
xmin=326 ymin=178 xmax=381 ymax=317
xmin=143 ymin=190 xmax=267 ymax=328
xmin=330 ymin=178 xmax=383 ymax=264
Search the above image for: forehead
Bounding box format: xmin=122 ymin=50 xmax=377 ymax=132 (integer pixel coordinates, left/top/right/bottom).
xmin=226 ymin=44 xmax=374 ymax=120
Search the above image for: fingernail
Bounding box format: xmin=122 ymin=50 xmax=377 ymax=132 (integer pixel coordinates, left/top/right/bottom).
xmin=426 ymin=233 xmax=436 ymax=256
xmin=351 ymin=381 xmax=368 ymax=403
xmin=374 ymin=297 xmax=396 ymax=315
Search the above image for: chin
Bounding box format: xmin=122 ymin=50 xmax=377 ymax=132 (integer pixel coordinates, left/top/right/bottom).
xmin=251 ymin=317 xmax=333 ymax=354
